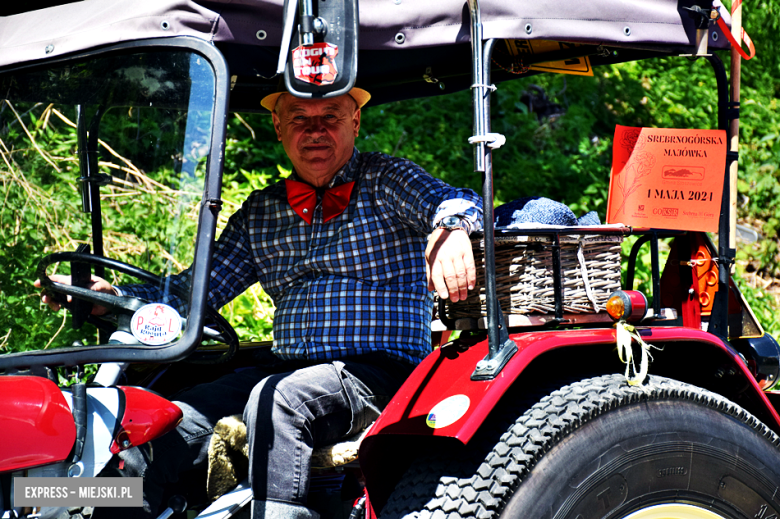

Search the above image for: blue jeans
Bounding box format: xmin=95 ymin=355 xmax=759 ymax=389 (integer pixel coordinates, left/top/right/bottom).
xmin=99 ymin=353 xmax=413 ymax=518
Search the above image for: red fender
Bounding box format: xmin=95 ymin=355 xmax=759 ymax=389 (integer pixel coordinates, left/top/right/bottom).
xmin=0 ymin=376 xmax=76 ymax=472
xmin=365 ymin=327 xmax=780 ymax=445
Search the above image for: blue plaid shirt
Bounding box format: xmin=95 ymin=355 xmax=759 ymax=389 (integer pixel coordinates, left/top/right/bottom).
xmin=120 ymin=150 xmax=482 ymax=365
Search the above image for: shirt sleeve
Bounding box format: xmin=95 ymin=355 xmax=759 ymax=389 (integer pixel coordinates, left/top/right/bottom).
xmin=373 ymin=155 xmax=483 ymax=235
xmin=117 ymin=196 xmax=260 ymax=313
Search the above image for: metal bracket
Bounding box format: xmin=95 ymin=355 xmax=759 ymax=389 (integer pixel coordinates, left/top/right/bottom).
xmin=78 ymin=173 xmax=112 ymax=187
xmin=682 ymin=5 xmax=720 ymax=29
xmin=472 ymin=336 xmax=517 ymax=380
xmin=423 ymin=67 xmax=445 ymax=90
xmin=437 ymin=298 xmax=458 ymax=330
xmin=206 ymin=198 xmax=223 ymax=211
xmin=716 ymin=253 xmax=735 ymax=268
xmin=721 ymin=101 xmax=740 ymax=121
xmin=471 ymin=306 xmax=517 ymax=380
xmin=682 ymin=4 xmax=719 ymax=56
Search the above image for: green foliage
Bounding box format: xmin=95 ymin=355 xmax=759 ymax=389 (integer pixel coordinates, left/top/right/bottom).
xmin=0 ymin=101 xmax=217 ymax=353
xmin=735 ymin=271 xmax=780 ymax=334
xmin=219 ymin=158 xmax=280 ymax=341
xmin=1 ymin=105 xmax=96 ymax=353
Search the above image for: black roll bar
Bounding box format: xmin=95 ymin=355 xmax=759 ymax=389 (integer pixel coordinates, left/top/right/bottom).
xmin=467 ymin=0 xmax=517 ymax=381
xmin=705 ymin=53 xmax=736 ymax=341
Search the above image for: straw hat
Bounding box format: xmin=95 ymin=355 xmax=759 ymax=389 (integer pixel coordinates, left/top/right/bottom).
xmin=261 ymin=86 xmax=371 ymax=112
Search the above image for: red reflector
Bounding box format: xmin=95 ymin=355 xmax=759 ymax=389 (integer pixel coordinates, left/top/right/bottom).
xmin=110 ymin=386 xmax=182 ymax=454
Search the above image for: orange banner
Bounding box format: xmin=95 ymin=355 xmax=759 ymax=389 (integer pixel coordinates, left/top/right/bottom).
xmin=606 ymin=125 xmax=727 ymax=232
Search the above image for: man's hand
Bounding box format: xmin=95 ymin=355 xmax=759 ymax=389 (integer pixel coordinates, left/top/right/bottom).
xmin=34 ymin=274 xmax=116 ymax=315
xmin=425 ymin=228 xmax=476 ymax=303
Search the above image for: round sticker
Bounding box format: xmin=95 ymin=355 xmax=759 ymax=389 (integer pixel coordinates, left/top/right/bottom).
xmin=130 ymin=303 xmax=183 ymax=345
xmin=426 ymin=395 xmax=470 ymax=429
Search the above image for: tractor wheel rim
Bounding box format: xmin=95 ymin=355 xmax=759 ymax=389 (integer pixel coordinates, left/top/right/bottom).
xmin=622 ymin=504 xmax=728 ymax=519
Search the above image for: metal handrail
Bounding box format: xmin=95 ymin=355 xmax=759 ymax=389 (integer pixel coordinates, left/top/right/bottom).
xmin=467 ymin=0 xmax=516 ymax=380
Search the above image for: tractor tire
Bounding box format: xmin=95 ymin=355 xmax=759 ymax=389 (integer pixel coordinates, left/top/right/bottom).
xmin=380 ymin=374 xmax=780 ymax=519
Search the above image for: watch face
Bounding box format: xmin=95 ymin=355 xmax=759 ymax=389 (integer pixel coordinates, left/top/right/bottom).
xmin=439 ymin=216 xmax=464 ymax=230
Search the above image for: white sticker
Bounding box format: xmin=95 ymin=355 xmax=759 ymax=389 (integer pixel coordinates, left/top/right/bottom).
xmin=426 ymin=394 xmax=470 ymax=429
xmin=130 ymin=303 xmax=183 ymax=345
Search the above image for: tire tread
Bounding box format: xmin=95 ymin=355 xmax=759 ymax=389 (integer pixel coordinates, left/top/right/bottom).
xmin=380 ymin=374 xmax=780 ymax=519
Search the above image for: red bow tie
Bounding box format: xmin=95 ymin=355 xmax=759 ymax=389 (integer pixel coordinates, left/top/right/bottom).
xmin=285 ymin=179 xmax=355 ymax=225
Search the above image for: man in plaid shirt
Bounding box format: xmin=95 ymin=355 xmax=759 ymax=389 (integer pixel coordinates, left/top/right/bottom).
xmin=41 ymin=87 xmax=482 ymax=519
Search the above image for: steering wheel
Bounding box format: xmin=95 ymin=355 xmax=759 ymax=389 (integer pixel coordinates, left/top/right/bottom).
xmin=37 ymin=252 xmax=239 ymax=364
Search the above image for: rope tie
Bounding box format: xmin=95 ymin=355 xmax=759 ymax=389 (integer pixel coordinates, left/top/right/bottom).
xmin=577 ymin=238 xmax=600 ymax=312
xmin=468 ymin=133 xmax=506 ymax=149
xmin=616 ymin=322 xmax=660 ymax=386
xmin=469 ymin=83 xmax=504 ymax=149
xmin=470 ymin=83 xmax=497 ymax=91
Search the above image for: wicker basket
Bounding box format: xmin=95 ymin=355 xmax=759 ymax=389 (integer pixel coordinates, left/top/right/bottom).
xmin=442 ymin=232 xmax=623 ymax=319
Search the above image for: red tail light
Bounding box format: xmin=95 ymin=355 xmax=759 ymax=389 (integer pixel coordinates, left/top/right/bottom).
xmin=110 ymin=386 xmax=182 ymax=454
xmin=606 ymin=290 xmax=648 ymax=323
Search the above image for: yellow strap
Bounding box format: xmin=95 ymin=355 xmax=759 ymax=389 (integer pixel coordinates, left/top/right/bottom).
xmin=616 ymin=322 xmax=658 ymax=386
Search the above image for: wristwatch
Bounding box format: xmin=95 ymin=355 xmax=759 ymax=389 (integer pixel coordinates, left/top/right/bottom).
xmin=434 ymin=215 xmax=467 ymax=232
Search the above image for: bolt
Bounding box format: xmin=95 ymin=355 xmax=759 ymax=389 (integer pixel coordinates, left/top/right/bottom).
xmin=122 ymin=439 xmax=131 ymax=449
xmin=312 ymin=17 xmax=327 ymax=35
